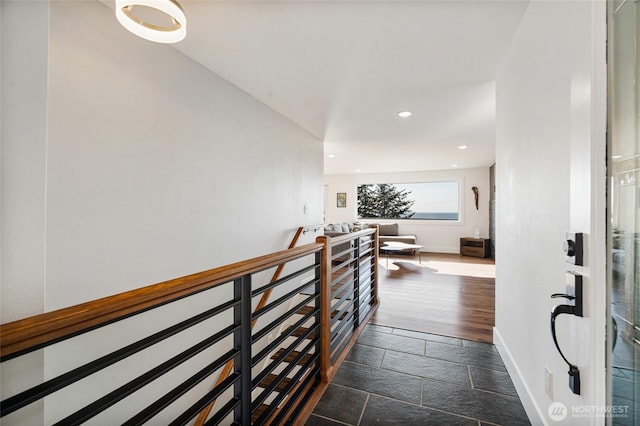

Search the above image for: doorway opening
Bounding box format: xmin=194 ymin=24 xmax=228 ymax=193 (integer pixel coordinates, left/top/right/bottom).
xmin=608 ymin=0 xmax=639 ymax=423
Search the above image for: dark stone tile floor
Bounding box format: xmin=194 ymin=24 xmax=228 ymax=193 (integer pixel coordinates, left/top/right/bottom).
xmin=307 ymin=324 xmax=530 ymax=426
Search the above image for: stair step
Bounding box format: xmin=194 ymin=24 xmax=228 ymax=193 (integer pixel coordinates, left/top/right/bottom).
xmin=252 ymin=403 xmax=270 ymax=423
xmin=271 ymin=349 xmax=313 ymax=366
xmin=296 ymin=305 xmax=347 ymax=320
xmin=332 ymin=281 xmax=350 ymax=292
xmin=257 ymin=373 xmax=292 ymax=392
xmin=296 ymin=306 xmax=315 ymax=316
xmin=283 ymin=325 xmax=316 ymax=339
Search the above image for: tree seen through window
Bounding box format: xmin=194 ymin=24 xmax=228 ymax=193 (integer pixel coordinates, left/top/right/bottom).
xmin=357 ymin=182 xmax=459 ymax=220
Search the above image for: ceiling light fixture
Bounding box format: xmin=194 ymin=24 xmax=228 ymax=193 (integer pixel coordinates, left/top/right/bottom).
xmin=451 ymin=164 xmax=459 ymax=167
xmin=115 ymin=0 xmax=186 ymax=44
xmin=327 ymin=154 xmax=336 ymax=158
xmin=398 ymin=111 xmax=412 ymax=118
xmin=458 ymin=145 xmax=469 ymax=150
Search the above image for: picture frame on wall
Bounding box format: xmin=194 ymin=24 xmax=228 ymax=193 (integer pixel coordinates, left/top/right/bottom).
xmin=337 ymin=193 xmax=347 ymax=208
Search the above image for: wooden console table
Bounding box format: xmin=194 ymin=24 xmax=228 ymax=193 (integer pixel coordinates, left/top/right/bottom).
xmin=460 ymin=237 xmax=491 ymax=258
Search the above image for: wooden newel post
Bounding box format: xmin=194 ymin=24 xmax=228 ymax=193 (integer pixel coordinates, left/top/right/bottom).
xmin=315 ymin=235 xmax=332 ymax=383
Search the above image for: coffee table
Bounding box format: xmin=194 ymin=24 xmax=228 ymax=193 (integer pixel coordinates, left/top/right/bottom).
xmin=381 ymin=242 xmax=423 ymax=268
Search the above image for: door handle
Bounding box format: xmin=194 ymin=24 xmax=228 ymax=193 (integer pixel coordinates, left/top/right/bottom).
xmin=550 ymin=304 xmax=580 ymax=394
xmin=549 ymin=273 xmax=583 ymax=395
xmin=551 ymin=293 xmax=575 ymax=300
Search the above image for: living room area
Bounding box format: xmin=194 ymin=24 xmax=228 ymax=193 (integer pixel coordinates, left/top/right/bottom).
xmin=312 ymin=183 xmax=515 ymax=424
xmin=323 ymin=166 xmax=496 ymax=343
xmin=309 ymin=170 xmax=512 ymax=425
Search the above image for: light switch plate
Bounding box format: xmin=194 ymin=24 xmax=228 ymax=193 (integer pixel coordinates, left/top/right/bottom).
xmin=545 ymin=366 xmax=553 ymax=399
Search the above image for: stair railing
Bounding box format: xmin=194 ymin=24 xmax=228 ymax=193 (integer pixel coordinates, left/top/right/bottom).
xmin=0 ymin=227 xmax=378 ymax=425
xmin=193 ymin=225 xmax=323 ymax=425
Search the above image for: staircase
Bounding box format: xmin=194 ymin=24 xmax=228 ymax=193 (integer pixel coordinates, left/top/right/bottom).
xmin=248 ymin=233 xmax=378 ymax=424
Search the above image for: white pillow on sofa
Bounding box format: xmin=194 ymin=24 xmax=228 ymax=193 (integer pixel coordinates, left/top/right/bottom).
xmin=379 ymin=223 xmax=399 ymax=236
xmin=325 ymin=223 xmax=346 ymax=233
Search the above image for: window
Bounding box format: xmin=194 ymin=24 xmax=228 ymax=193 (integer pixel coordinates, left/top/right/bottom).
xmin=357 ymin=181 xmax=460 ymax=220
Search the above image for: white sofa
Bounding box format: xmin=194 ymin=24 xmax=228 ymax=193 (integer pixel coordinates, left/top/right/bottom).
xmin=375 ymin=223 xmax=418 ymax=246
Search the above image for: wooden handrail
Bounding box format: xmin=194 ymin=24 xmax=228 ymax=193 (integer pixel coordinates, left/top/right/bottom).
xmin=0 ymin=241 xmax=323 ymax=359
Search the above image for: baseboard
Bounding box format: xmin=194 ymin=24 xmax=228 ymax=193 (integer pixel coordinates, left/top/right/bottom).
xmin=422 ymin=246 xmax=458 ymax=254
xmin=493 ymin=327 xmax=547 ymax=426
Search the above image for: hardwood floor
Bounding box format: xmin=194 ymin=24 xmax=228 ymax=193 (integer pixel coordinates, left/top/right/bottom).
xmin=370 ymin=252 xmax=496 ymax=343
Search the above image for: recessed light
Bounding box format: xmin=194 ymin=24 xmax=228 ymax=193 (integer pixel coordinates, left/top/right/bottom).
xmin=355 ymin=169 xmax=361 ymax=172
xmin=327 ymin=154 xmax=336 ymax=158
xmin=458 ymin=145 xmax=469 ymax=150
xmin=451 ymin=164 xmax=459 ymax=167
xmin=612 ymin=155 xmax=622 ymax=159
xmin=398 ymin=111 xmax=412 ymax=118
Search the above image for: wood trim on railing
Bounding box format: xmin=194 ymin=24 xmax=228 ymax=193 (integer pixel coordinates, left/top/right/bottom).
xmin=0 ymin=242 xmax=323 ymax=359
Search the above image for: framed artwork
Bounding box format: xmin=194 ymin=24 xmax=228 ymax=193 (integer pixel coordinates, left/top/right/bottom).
xmin=337 ymin=192 xmax=347 ymax=208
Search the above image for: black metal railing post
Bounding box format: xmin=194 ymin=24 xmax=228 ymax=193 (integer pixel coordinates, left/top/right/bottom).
xmin=233 ymin=278 xmax=242 ymax=424
xmin=314 ymin=250 xmax=323 ymax=383
xmin=233 ymin=274 xmax=252 ymax=425
xmin=240 ymin=274 xmax=252 ymax=426
xmin=353 ymin=237 xmax=361 ymax=328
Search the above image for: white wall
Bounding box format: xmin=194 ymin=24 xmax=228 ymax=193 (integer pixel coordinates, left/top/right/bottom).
xmin=0 ymin=0 xmax=49 ymax=324
xmin=494 ymin=1 xmax=606 ymax=425
xmin=0 ymin=3 xmax=49 ymax=423
xmin=324 ymin=167 xmax=490 ymax=253
xmin=1 ymin=1 xmax=323 ymax=422
xmin=33 ymin=0 xmax=321 ymax=314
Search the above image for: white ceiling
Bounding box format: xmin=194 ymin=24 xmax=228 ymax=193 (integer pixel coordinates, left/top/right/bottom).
xmin=105 ymin=0 xmax=529 ymax=174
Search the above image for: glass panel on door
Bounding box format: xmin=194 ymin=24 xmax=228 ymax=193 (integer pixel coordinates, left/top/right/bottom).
xmin=609 ymin=0 xmax=640 ymax=424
